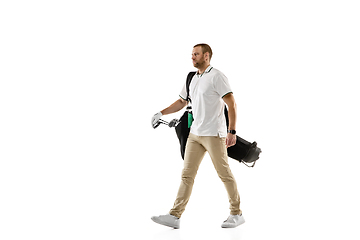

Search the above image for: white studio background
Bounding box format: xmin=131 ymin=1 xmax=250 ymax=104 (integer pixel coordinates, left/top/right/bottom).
xmin=1 ymin=1 xmax=359 ymax=240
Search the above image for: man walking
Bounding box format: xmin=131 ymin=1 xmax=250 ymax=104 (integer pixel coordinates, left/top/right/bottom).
xmin=151 ymin=44 xmax=244 ymax=229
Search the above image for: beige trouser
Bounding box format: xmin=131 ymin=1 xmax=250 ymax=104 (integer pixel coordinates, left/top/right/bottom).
xmin=169 ymin=133 xmax=241 ymax=218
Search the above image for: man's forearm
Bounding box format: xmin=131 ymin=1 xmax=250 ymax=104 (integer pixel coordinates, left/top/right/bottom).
xmin=227 ymin=104 xmax=237 ymax=130
xmin=222 ymin=93 xmax=237 ymax=131
xmin=161 ymin=98 xmax=187 ymax=115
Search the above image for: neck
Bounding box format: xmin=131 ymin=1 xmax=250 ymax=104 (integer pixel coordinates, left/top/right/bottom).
xmin=197 ymin=63 xmax=210 ymax=75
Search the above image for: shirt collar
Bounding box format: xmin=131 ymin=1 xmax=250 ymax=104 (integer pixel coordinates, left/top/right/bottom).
xmin=196 ymin=65 xmax=213 ymax=77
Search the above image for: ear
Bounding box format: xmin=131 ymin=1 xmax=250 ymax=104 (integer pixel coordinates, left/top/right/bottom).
xmin=204 ymin=52 xmax=209 ymax=61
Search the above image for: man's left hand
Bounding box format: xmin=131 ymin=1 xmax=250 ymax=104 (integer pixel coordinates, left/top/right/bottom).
xmin=226 ymin=133 xmax=236 ymax=148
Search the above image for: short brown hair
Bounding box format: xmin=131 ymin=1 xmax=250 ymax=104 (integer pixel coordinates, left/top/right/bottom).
xmin=194 ymin=43 xmax=213 ymax=60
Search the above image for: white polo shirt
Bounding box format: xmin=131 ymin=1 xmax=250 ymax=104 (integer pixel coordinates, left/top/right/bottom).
xmin=179 ymin=66 xmax=233 ymax=137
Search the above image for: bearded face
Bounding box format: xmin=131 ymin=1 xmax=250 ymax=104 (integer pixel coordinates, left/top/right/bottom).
xmin=192 ymin=46 xmax=207 ymax=69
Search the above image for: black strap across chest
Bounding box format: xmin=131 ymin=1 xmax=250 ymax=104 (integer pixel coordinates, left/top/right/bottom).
xmin=185 ymin=71 xmax=196 ymax=102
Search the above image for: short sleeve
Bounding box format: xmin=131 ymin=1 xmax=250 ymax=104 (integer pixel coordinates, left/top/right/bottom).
xmin=179 ymin=83 xmax=187 ymax=100
xmin=214 ymin=72 xmax=232 ymax=98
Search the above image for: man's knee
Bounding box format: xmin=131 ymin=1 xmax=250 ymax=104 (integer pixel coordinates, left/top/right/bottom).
xmin=181 ymin=167 xmax=198 ymax=185
xmin=216 ymin=166 xmax=235 ymax=183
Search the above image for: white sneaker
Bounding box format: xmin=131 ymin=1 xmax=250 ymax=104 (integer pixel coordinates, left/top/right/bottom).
xmin=151 ymin=214 xmax=180 ymax=229
xmin=221 ymin=214 xmax=245 ymax=228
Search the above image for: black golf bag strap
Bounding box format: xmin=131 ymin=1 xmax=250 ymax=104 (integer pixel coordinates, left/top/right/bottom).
xmin=186 ymin=72 xmax=196 ymax=102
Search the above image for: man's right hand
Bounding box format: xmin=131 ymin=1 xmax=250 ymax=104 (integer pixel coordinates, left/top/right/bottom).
xmin=151 ymin=111 xmax=163 ymax=128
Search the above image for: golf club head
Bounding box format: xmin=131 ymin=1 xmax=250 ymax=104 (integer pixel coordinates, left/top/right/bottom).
xmin=153 ymin=119 xmax=169 ymax=129
xmin=168 ymin=119 xmax=180 ymax=128
xmin=153 ymin=121 xmax=161 ymax=129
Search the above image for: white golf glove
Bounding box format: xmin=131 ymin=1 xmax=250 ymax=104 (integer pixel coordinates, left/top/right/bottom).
xmin=151 ymin=111 xmax=163 ymax=128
